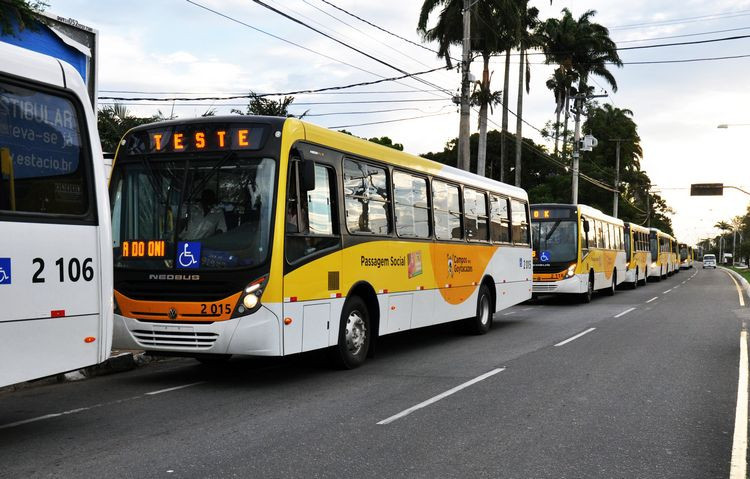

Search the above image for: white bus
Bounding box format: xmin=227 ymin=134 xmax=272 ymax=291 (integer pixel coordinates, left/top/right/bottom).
xmin=0 ymin=42 xmax=112 ymax=387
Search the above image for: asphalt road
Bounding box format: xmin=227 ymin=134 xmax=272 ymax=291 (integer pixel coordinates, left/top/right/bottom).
xmin=1 ymin=267 xmax=747 ymax=479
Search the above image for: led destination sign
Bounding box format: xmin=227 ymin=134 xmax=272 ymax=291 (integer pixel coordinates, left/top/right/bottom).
xmin=122 ymin=240 xmax=166 ymax=258
xmin=532 ymin=208 xmax=575 ymax=220
xmin=125 ymin=124 xmax=268 ymax=155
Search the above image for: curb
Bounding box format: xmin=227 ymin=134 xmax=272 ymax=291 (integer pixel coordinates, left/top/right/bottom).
xmin=721 ymin=267 xmax=750 ymax=301
xmin=1 ymin=351 xmax=155 ymax=395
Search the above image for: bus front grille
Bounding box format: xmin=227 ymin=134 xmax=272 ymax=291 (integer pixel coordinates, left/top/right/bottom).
xmin=132 ymin=329 xmax=219 ymax=349
xmin=532 ymin=284 xmax=558 ymax=293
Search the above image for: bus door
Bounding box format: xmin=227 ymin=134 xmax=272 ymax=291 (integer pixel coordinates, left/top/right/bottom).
xmin=0 ymin=78 xmax=103 ymax=385
xmin=282 ymin=154 xmax=342 ymax=354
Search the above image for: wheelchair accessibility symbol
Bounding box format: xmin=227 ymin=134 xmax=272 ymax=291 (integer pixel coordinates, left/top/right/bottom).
xmin=177 ymin=242 xmax=201 ymax=269
xmin=540 ymin=251 xmax=551 ymax=262
xmin=0 ymin=258 xmax=10 ymax=285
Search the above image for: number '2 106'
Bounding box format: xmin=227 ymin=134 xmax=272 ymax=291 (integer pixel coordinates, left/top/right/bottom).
xmin=32 ymin=258 xmax=94 ymax=283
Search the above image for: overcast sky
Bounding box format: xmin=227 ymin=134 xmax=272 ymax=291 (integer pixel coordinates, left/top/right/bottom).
xmin=49 ymin=0 xmax=750 ymax=245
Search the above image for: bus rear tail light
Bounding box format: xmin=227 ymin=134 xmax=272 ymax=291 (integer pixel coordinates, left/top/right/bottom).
xmin=234 ymin=275 xmax=268 ymax=317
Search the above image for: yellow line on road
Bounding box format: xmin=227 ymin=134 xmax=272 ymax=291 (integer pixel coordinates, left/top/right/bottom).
xmin=723 ymin=270 xmax=746 ymax=307
xmin=730 ymin=329 xmax=748 ymax=479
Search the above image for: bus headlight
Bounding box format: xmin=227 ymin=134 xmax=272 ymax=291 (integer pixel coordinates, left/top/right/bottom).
xmin=565 ymin=263 xmax=577 ymax=278
xmin=651 ymin=262 xmax=657 ymax=268
xmin=234 ymin=275 xmax=267 ymax=317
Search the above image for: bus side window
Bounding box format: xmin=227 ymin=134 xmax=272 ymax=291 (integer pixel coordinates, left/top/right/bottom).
xmin=464 ymin=188 xmax=488 ymax=242
xmin=285 ymin=162 xmax=339 ymax=264
xmin=344 ymin=159 xmax=391 ymax=235
xmin=433 ymin=180 xmax=462 ymax=240
xmin=510 ymin=199 xmax=529 ymax=245
xmin=490 ymin=195 xmax=510 ymax=243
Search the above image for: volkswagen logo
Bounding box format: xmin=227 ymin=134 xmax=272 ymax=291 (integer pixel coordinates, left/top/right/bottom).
xmin=168 ymin=308 xmax=178 ymax=320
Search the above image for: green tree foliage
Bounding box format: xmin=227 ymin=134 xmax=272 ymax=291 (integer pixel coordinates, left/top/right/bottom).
xmin=0 ymin=0 xmax=47 ymax=36
xmin=231 ymin=92 xmax=307 ymax=118
xmin=368 ymin=136 xmax=404 ymax=151
xmin=97 ymin=104 xmax=162 ymax=153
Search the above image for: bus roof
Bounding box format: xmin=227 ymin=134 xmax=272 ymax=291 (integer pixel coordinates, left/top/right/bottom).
xmin=531 ymin=203 xmax=623 ymax=225
xmin=120 ymin=116 xmax=528 ymax=201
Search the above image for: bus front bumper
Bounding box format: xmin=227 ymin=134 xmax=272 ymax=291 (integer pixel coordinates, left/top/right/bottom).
xmin=532 ymin=274 xmax=585 ymax=294
xmin=112 ymin=304 xmax=282 ymax=356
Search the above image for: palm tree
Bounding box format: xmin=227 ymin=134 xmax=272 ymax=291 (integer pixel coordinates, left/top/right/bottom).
xmin=539 ymin=8 xmax=622 ymax=160
xmin=418 ymin=0 xmax=518 ymax=175
xmin=513 ymin=3 xmax=540 ymax=187
xmin=545 ymin=67 xmax=577 ymax=157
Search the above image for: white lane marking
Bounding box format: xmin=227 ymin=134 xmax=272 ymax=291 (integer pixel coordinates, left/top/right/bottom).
xmin=730 ymin=329 xmax=749 ymax=479
xmin=682 ymin=281 xmax=687 ymax=284
xmin=503 ymin=311 xmax=517 ymax=316
xmin=646 ymin=297 xmax=658 ymax=303
xmin=554 ymin=328 xmax=597 ymax=347
xmin=614 ymin=307 xmax=636 ymax=318
xmin=0 ymin=382 xmax=206 ymax=430
xmin=673 ymin=285 xmax=680 ymax=289
xmin=377 ymin=368 xmax=505 ymax=425
xmin=722 ymin=270 xmax=747 ymax=307
xmin=522 ymin=307 xmax=533 ymax=311
xmin=663 ymin=288 xmax=673 ymax=294
xmin=145 ymin=381 xmax=205 ymax=396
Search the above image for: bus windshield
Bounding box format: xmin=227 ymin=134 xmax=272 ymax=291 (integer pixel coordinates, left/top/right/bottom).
xmin=110 ymin=155 xmax=276 ymax=270
xmin=531 ymin=219 xmax=578 ymax=264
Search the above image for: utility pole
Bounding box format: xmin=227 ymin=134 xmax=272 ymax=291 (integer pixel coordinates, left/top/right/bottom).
xmin=457 ymin=0 xmax=471 ymax=171
xmin=570 ymin=91 xmax=607 ymax=204
xmin=609 ymin=139 xmax=628 ymax=217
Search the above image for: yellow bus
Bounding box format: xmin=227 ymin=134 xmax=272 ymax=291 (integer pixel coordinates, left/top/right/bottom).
xmin=531 ymin=204 xmax=626 ymax=303
xmin=623 ymin=222 xmax=650 ymax=288
xmin=679 ymin=243 xmax=694 ymax=269
xmin=647 ymin=228 xmax=675 ymax=281
xmin=108 ymin=116 xmax=533 ymax=368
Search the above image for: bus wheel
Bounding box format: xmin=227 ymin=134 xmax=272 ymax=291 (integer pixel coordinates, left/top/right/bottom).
xmin=606 ymin=270 xmax=617 ymax=296
xmin=638 ymin=268 xmax=647 ymax=286
xmin=330 ymin=297 xmax=370 ymax=369
xmin=466 ymin=283 xmax=493 ymax=335
xmin=580 ymin=273 xmax=594 ymax=303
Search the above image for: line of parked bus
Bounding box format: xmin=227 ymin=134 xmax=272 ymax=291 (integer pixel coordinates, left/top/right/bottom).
xmin=0 ymin=41 xmax=698 ymax=387
xmin=530 ymin=203 xmax=694 ymax=303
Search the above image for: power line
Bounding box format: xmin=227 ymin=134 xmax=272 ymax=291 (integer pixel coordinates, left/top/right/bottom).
xmin=99 ymin=89 xmax=447 ymax=95
xmin=185 ymin=0 xmax=448 ymax=98
xmin=315 ymin=0 xmax=456 ymax=62
xmin=248 ymin=0 xmax=453 ymax=96
xmin=328 ymin=111 xmax=453 ymax=129
xmin=100 ymin=98 xmax=452 ymax=106
xmin=616 ymin=25 xmax=750 ymax=44
xmin=611 ymin=8 xmax=750 ymax=30
xmin=300 ymin=0 xmax=432 ymax=69
xmin=98 ymin=65 xmax=450 ymax=101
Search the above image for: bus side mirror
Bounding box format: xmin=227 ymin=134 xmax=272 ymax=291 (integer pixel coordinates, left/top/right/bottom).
xmin=582 ymin=219 xmax=590 ymax=233
xmin=299 ymin=160 xmax=316 ymax=192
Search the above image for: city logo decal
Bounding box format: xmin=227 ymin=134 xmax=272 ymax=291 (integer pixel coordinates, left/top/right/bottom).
xmin=177 ymin=242 xmax=201 ymax=269
xmin=0 ymin=258 xmax=10 ymax=285
xmin=447 ymin=253 xmax=473 ymax=277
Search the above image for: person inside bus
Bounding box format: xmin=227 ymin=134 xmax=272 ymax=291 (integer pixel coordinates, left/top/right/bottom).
xmin=180 ymin=189 xmax=227 ymax=240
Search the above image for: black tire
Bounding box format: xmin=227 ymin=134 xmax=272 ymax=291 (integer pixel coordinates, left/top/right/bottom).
xmin=330 ymin=296 xmax=370 ymax=369
xmin=466 ymin=283 xmax=493 ymax=335
xmin=630 ymin=268 xmax=639 ymax=289
xmin=580 ymin=273 xmax=594 ymax=303
xmin=606 ymin=270 xmax=617 ymax=296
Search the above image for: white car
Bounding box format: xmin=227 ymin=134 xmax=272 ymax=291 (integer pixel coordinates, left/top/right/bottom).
xmin=703 ymin=254 xmax=717 ymax=269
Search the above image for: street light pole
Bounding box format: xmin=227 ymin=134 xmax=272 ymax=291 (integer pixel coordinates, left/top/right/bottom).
xmin=570 ymin=92 xmax=607 ymax=204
